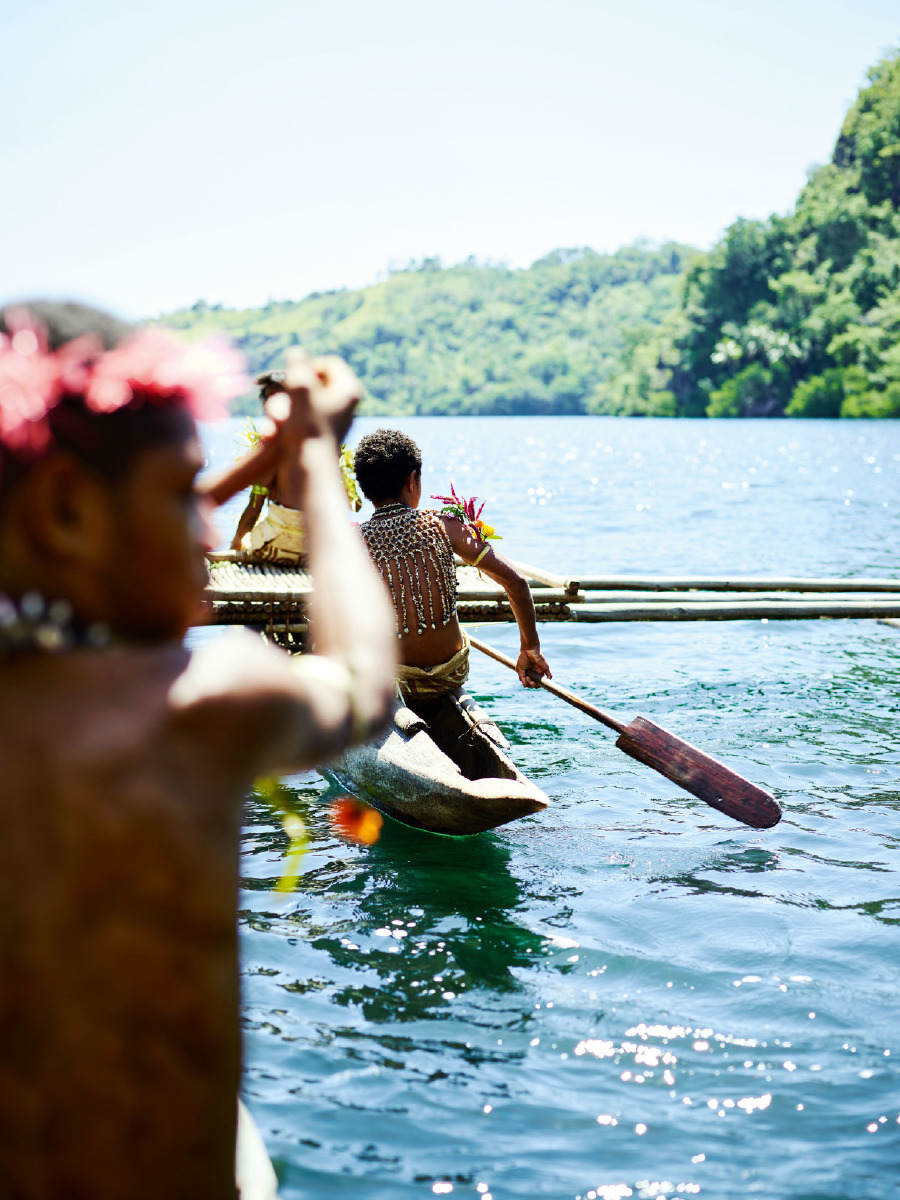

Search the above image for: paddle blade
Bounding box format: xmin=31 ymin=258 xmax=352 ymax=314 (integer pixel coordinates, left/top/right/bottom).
xmin=615 ymin=716 xmax=781 ymax=829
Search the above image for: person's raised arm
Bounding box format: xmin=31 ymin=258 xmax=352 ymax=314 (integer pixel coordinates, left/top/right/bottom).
xmin=440 ymin=516 xmax=551 ymax=688
xmin=200 ymin=437 xmax=280 ymax=508
xmin=280 ymin=352 xmax=397 ymax=735
xmin=176 ymin=352 xmax=396 ymax=777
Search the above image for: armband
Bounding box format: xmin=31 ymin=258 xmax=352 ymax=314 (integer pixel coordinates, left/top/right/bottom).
xmin=472 ymin=544 xmax=491 ymax=567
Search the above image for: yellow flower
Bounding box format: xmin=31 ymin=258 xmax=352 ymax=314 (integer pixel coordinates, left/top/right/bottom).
xmin=236 ymin=417 xmax=264 ymax=449
xmin=474 ymin=520 xmax=496 ymax=539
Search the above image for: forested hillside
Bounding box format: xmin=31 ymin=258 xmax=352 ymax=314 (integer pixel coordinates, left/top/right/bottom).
xmin=154 ymin=243 xmax=696 ymax=416
xmin=672 ymin=48 xmax=900 ymax=418
xmin=157 ymin=46 xmax=900 ymax=419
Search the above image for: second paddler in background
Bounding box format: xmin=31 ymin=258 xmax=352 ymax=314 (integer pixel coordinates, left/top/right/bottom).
xmin=231 ymin=370 xmax=362 ymax=563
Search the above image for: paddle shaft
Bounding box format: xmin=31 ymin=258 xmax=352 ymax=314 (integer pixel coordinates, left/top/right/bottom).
xmin=467 ymin=635 xmax=627 ymax=735
xmin=467 ymin=633 xmax=782 ymax=829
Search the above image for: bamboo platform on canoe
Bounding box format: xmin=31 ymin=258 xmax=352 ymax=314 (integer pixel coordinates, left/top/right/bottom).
xmin=205 ymin=553 xmax=900 ymax=625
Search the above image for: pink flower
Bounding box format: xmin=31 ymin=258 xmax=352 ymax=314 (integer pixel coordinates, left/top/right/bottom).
xmin=0 ymin=312 xmax=248 ymax=466
xmin=0 ymin=315 xmax=65 ymax=456
xmin=85 ymin=330 xmax=247 ymax=420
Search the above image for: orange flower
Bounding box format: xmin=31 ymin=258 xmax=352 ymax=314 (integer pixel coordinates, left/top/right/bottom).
xmin=330 ymin=796 xmax=383 ymax=845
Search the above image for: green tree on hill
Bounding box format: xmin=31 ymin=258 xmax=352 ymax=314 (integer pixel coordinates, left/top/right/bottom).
xmin=156 ymin=47 xmax=900 ymax=420
xmin=154 ymin=243 xmax=697 ymax=417
xmin=673 ymin=46 xmax=900 ymax=418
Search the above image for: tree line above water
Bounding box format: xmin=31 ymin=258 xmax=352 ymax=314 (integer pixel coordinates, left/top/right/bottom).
xmin=157 ymin=47 xmax=900 ymax=419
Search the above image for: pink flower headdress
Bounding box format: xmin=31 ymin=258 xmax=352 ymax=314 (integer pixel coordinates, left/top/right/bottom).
xmin=0 ymin=307 xmax=247 ymax=463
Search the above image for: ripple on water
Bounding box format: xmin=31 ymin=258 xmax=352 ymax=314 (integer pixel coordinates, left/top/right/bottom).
xmin=206 ymin=418 xmax=900 ymax=1199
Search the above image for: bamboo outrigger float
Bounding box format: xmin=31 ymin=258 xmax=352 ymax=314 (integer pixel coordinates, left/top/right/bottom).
xmin=204 ymin=553 xmax=896 ymax=836
xmin=206 ymin=553 xmax=900 ymax=631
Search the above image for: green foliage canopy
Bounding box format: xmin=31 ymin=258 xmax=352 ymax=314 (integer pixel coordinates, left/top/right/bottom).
xmin=154 ymin=244 xmax=696 ymax=417
xmin=156 ymin=46 xmax=900 ymax=420
xmin=673 ymin=47 xmax=900 ymax=418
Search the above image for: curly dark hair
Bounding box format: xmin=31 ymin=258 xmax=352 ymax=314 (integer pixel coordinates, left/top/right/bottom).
xmin=353 ymin=429 xmax=422 ymax=503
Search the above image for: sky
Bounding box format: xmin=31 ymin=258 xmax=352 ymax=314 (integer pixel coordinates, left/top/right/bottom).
xmin=1 ymin=0 xmax=898 ymax=318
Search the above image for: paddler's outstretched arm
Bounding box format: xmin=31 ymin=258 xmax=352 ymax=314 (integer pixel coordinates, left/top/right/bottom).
xmin=439 ymin=516 xmax=551 ymax=689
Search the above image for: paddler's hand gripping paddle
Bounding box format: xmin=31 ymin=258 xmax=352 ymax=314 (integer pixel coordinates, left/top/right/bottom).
xmin=468 ymin=634 xmax=781 ymax=830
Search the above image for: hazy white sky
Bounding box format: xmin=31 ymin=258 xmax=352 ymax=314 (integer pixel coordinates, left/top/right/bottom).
xmin=2 ymin=0 xmax=897 ymax=317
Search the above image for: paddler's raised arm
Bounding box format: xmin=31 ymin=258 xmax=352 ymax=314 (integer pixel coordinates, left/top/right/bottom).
xmin=438 ymin=515 xmax=551 ymax=689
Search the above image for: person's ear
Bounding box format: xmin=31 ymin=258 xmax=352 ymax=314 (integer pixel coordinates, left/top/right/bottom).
xmin=399 ymin=469 xmax=420 ymax=506
xmin=23 ymin=454 xmax=116 ymax=566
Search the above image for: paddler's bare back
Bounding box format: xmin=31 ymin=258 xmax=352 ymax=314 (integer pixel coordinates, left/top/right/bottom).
xmin=397 ymin=598 xmax=466 ymax=666
xmin=0 ymin=646 xmax=247 ymax=1199
xmin=352 ymin=427 xmax=551 ymax=690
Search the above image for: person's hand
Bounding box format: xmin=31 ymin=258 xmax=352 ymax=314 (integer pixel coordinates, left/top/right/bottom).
xmin=309 ymin=355 xmax=361 ymax=445
xmin=275 ymin=349 xmax=361 ymax=447
xmin=516 ymin=645 xmax=551 ymax=688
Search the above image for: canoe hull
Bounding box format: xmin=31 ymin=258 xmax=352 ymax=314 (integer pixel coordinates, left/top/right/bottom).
xmin=328 ymin=688 xmax=549 ymax=836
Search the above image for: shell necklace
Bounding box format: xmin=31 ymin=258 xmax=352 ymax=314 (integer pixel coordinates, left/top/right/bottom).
xmin=0 ymin=592 xmax=111 ymax=659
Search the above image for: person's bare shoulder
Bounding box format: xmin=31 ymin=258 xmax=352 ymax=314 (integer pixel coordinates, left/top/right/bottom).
xmin=436 ymin=512 xmax=510 ymax=576
xmin=170 ymin=629 xmax=294 ymax=712
xmin=435 ymin=511 xmax=472 ymax=551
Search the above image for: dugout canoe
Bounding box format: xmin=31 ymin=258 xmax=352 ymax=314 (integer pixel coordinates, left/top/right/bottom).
xmin=326 ymin=687 xmax=549 ymax=836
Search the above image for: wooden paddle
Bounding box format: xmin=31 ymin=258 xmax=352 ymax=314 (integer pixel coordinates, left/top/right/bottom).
xmin=467 ymin=634 xmax=782 ymax=829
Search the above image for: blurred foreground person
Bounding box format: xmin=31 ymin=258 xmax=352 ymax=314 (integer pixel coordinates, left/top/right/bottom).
xmin=0 ymin=302 xmax=395 ymax=1199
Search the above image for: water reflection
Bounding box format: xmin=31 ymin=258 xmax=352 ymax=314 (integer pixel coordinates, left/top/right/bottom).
xmin=328 ymin=821 xmax=547 ymax=1019
xmin=242 ymin=784 xmax=549 ymax=1026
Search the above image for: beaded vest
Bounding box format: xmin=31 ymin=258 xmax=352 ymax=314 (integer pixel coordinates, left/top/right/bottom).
xmin=359 ymin=505 xmax=457 ymax=637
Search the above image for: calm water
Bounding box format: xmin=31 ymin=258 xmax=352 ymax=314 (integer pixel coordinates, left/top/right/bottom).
xmin=205 ymin=417 xmax=900 ymax=1200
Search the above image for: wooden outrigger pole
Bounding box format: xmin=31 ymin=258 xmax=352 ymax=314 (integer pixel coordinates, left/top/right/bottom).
xmin=205 ymin=553 xmax=900 ymax=630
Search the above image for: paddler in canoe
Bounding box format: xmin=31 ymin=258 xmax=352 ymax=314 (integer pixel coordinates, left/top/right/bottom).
xmin=230 ymin=371 xmax=362 ymax=564
xmin=326 ymin=429 xmax=553 ymax=836
xmin=353 ymin=427 xmax=552 ymax=702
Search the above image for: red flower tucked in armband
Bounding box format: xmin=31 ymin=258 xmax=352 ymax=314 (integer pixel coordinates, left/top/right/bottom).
xmin=330 ymin=797 xmax=383 ymax=845
xmin=431 ymin=482 xmax=502 ymax=546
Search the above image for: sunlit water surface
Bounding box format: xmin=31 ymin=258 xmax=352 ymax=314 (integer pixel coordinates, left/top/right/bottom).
xmin=202 ymin=417 xmax=900 ymax=1200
